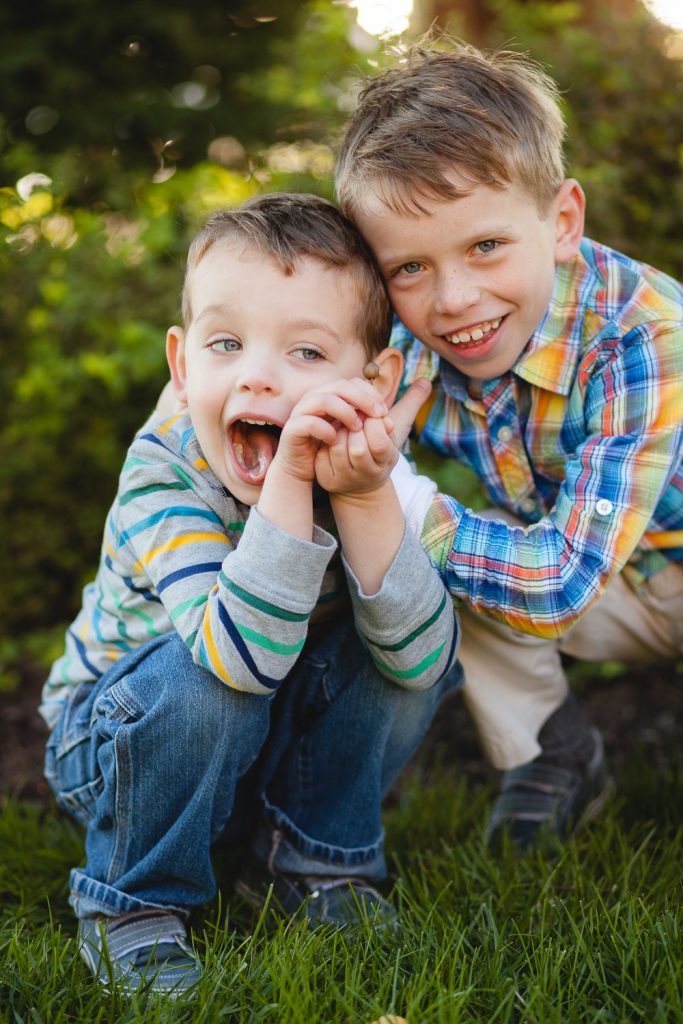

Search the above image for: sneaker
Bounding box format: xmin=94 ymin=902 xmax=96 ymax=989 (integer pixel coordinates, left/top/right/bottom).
xmin=486 ymin=728 xmax=614 ymax=851
xmin=234 ymin=861 xmax=397 ymax=930
xmin=78 ymin=909 xmax=201 ymax=996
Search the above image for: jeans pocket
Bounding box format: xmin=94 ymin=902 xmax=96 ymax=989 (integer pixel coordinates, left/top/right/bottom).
xmin=45 ymin=716 xmax=104 ymax=827
xmin=44 ymin=678 xmax=141 ymax=827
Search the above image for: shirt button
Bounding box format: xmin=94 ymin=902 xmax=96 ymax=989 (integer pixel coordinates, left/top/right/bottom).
xmin=596 ymin=498 xmax=613 ymax=516
xmin=519 ymin=497 xmax=536 ymax=514
xmin=497 ymin=426 xmax=513 ymax=443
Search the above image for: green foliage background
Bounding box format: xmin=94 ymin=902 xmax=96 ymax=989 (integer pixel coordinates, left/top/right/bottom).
xmin=1 ymin=0 xmax=681 ymax=683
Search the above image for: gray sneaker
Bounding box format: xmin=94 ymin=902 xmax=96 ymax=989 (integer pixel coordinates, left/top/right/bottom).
xmin=235 ymin=861 xmax=397 ymax=930
xmin=78 ymin=909 xmax=201 ymax=996
xmin=486 ymin=728 xmax=614 ymax=851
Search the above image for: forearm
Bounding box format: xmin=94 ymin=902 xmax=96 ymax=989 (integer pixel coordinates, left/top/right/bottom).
xmin=257 ymin=462 xmax=313 ymax=541
xmin=331 ymin=480 xmax=404 ymax=595
xmin=344 ymin=526 xmax=459 ymax=691
xmin=421 ymin=491 xmax=643 ymax=637
xmin=196 ymin=509 xmax=335 ymax=691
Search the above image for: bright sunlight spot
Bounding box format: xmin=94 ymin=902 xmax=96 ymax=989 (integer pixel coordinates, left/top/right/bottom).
xmin=348 ymin=0 xmax=414 ymax=37
xmin=645 ymin=0 xmax=683 ymax=30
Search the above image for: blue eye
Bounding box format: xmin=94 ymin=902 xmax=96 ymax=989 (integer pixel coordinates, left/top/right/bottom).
xmin=210 ymin=337 xmax=241 ymax=352
xmin=401 ymin=262 xmax=422 ymax=275
xmin=294 ymin=347 xmax=323 ymax=361
xmin=476 ymin=240 xmax=497 ymax=254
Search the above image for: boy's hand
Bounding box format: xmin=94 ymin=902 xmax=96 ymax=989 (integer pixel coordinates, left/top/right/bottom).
xmin=315 ymin=414 xmax=398 ymax=495
xmin=386 ymin=378 xmax=433 ymax=447
xmin=274 ymin=378 xmax=389 ymax=484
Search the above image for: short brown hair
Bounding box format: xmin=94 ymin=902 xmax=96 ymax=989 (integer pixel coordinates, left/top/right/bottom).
xmin=336 ymin=39 xmax=566 ymax=217
xmin=182 ymin=192 xmax=392 ymax=357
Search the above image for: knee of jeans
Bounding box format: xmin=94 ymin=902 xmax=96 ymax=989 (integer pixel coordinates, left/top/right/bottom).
xmin=102 ymin=632 xmax=274 ymax=753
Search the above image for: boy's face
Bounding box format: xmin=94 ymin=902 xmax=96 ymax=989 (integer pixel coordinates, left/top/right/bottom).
xmin=167 ymin=242 xmax=372 ymax=504
xmin=354 ymin=177 xmax=583 ymax=381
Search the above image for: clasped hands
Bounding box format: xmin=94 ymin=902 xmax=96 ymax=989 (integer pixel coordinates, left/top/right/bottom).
xmin=276 ymin=375 xmax=432 ymax=497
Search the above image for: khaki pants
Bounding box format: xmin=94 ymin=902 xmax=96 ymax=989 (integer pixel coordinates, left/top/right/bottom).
xmin=457 ymin=521 xmax=683 ymax=770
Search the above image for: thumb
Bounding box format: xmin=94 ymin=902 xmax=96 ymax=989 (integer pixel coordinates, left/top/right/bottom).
xmin=388 ymin=378 xmax=432 ymax=447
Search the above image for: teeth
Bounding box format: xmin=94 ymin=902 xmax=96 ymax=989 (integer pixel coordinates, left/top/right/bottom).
xmin=446 ymin=317 xmax=501 ymax=345
xmin=242 ymin=418 xmax=269 ymax=425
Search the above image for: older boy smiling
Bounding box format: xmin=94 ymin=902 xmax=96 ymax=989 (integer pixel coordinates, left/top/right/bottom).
xmin=352 ymin=176 xmax=584 ymax=382
xmin=337 ymin=41 xmax=683 ymax=849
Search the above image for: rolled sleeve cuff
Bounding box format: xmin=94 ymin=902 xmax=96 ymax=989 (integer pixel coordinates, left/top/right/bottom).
xmin=227 ymin=507 xmax=337 ymax=614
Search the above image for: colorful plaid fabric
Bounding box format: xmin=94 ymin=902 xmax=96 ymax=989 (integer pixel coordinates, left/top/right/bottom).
xmin=393 ymin=238 xmax=683 ymax=638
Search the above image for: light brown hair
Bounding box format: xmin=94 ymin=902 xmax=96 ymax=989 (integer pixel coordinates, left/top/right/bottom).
xmin=182 ymin=192 xmax=392 ymax=357
xmin=336 ymin=39 xmax=567 ymax=217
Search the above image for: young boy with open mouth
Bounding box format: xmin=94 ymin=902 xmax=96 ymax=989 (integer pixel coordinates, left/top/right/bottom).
xmin=41 ymin=193 xmax=461 ymax=995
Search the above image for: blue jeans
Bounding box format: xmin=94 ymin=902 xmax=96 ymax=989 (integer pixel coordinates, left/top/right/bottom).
xmin=44 ymin=617 xmax=461 ymax=919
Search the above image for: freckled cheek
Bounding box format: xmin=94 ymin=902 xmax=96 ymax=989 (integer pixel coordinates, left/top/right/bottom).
xmin=388 ymin=287 xmax=426 ymax=330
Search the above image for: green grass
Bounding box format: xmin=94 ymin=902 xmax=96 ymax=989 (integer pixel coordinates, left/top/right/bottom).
xmin=1 ymin=761 xmax=682 ymax=1023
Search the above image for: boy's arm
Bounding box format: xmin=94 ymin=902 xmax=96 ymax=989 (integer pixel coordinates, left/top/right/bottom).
xmin=117 ymin=428 xmax=335 ymax=695
xmin=420 ymin=320 xmax=683 ymax=638
xmin=322 ymin=414 xmax=402 ymax=593
xmin=121 ymin=383 xmax=388 ymax=694
xmin=340 ymin=497 xmax=460 ymax=692
xmin=323 ymin=419 xmax=459 ymax=691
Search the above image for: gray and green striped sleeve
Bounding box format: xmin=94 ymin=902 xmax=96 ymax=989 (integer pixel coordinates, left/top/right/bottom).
xmin=343 ymin=526 xmax=460 ymax=691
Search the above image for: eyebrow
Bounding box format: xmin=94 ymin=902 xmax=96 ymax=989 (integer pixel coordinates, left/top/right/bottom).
xmin=194 ymin=303 xmax=231 ymax=326
xmin=193 ymin=306 xmax=342 ymax=345
xmin=288 ymin=319 xmax=342 ymax=345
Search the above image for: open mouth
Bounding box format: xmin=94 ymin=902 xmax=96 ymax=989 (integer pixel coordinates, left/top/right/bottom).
xmin=443 ymin=315 xmax=504 ymax=348
xmin=228 ymin=418 xmax=282 ymax=485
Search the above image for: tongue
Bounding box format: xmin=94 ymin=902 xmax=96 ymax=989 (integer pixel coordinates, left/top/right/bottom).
xmin=231 ymin=423 xmax=279 ymax=482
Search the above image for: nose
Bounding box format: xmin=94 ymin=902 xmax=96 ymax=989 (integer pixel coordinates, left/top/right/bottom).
xmin=235 ymin=352 xmax=279 ymax=394
xmin=433 ymin=269 xmax=480 ymax=317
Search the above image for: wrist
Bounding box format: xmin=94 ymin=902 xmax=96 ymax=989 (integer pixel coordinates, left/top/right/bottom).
xmin=257 ymin=463 xmax=313 ymax=541
xmin=267 ymin=458 xmax=312 ymax=489
xmin=331 ymin=479 xmax=396 ymax=511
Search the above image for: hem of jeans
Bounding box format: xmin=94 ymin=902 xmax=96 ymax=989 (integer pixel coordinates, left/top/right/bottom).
xmin=69 ymin=869 xmax=190 ymax=921
xmin=251 ymin=795 xmax=387 ymax=882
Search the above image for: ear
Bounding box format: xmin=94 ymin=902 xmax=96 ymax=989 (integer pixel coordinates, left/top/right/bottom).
xmin=372 ymin=347 xmax=404 ymax=406
xmin=553 ymin=179 xmax=585 ymax=263
xmin=166 ymin=326 xmax=188 ymax=404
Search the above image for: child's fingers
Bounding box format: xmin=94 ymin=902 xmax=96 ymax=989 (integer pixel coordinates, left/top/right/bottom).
xmin=386 ymin=378 xmax=432 ymax=446
xmin=363 ymin=416 xmax=398 ymax=466
xmin=330 ymin=377 xmax=389 ymax=418
xmin=347 ymin=426 xmax=370 ymax=462
xmin=293 ymin=379 xmax=388 ymax=424
xmin=283 ymin=414 xmax=337 ymax=448
xmin=289 ymin=392 xmax=363 ymax=433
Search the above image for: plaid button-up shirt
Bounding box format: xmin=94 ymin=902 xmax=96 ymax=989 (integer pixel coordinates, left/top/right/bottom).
xmin=392 ymin=237 xmax=683 ymax=638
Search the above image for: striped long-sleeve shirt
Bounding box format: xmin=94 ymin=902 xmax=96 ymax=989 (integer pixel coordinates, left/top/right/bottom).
xmin=392 ymin=237 xmax=683 ymax=639
xmin=41 ymin=411 xmax=459 ymax=728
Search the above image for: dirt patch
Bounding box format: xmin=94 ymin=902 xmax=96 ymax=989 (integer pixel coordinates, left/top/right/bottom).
xmin=0 ymin=662 xmax=53 ymax=801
